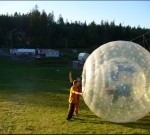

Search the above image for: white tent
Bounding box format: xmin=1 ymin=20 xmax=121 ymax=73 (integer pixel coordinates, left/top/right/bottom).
xmin=78 ymin=53 xmax=90 ymax=62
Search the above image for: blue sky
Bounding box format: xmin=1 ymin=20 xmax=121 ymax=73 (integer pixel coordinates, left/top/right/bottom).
xmin=0 ymin=1 xmax=150 ymax=29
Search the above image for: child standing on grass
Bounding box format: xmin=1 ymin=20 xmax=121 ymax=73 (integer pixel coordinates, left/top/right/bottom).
xmin=66 ymin=80 xmax=82 ymax=120
xmin=69 ymin=72 xmax=82 ymax=116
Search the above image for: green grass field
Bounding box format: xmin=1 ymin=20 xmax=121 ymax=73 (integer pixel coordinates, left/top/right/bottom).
xmin=0 ymin=56 xmax=150 ymax=134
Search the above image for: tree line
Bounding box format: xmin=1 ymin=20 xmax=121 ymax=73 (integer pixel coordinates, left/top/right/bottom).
xmin=0 ymin=5 xmax=150 ymax=51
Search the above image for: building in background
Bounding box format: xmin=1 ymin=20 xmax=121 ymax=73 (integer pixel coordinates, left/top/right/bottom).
xmin=10 ymin=48 xmax=59 ymax=58
xmin=10 ymin=48 xmax=35 ymax=56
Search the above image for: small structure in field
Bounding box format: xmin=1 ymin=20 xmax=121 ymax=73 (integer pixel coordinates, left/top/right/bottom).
xmin=73 ymin=52 xmax=90 ymax=70
xmin=78 ymin=53 xmax=90 ymax=62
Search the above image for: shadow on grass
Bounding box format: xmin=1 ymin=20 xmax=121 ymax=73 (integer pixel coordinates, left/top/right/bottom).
xmin=112 ymin=115 xmax=150 ymax=130
xmin=72 ymin=114 xmax=110 ymax=124
xmin=71 ymin=114 xmax=150 ymax=131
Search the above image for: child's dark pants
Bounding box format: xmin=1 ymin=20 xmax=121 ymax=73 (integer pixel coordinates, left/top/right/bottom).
xmin=67 ymin=103 xmax=75 ymax=120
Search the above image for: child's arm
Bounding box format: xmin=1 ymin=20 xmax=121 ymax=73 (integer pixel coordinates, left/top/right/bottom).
xmin=72 ymin=90 xmax=82 ymax=96
xmin=69 ymin=71 xmax=73 ymax=84
xmin=75 ymin=91 xmax=82 ymax=96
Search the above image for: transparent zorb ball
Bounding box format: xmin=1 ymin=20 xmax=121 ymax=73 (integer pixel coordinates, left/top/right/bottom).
xmin=82 ymin=41 xmax=150 ymax=123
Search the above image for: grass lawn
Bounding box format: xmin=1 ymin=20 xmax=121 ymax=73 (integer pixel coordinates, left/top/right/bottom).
xmin=0 ymin=56 xmax=150 ymax=134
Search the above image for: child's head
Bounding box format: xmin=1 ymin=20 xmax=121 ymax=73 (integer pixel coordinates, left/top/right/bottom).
xmin=73 ymin=80 xmax=81 ymax=87
xmin=73 ymin=80 xmax=78 ymax=85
